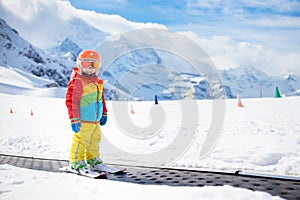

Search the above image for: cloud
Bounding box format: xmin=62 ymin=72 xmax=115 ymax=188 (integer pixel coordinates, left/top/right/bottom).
xmin=182 ymin=31 xmax=300 ymax=76
xmin=172 ymin=0 xmax=300 ymax=75
xmin=245 ymin=15 xmax=300 ymax=29
xmin=0 ymin=0 xmax=57 ymax=21
xmin=0 ymin=0 xmax=72 ymax=48
xmin=0 ymin=0 xmax=165 ymax=48
xmin=75 ymin=8 xmax=165 ymax=35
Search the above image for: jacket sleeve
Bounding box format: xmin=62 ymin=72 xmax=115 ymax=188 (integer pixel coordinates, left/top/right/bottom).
xmin=102 ymin=88 xmax=108 ymax=116
xmin=65 ymin=78 xmax=83 ymax=122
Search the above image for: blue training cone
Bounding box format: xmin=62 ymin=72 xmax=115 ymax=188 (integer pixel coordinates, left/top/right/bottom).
xmin=154 ymin=95 xmax=158 ymax=105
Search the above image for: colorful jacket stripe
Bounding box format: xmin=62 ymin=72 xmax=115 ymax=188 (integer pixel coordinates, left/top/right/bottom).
xmin=66 ymin=68 xmax=107 ymax=123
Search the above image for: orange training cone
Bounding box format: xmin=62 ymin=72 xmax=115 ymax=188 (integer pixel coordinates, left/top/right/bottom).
xmin=237 ymin=94 xmax=244 ymax=107
xmin=10 ymin=107 xmax=13 ymax=114
xmin=130 ymin=104 xmax=135 ymax=114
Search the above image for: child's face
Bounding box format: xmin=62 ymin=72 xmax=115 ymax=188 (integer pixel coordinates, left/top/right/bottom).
xmin=82 ymin=67 xmax=98 ymax=75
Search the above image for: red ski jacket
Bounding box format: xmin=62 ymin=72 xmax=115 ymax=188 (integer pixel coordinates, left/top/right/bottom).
xmin=65 ymin=68 xmax=107 ymax=123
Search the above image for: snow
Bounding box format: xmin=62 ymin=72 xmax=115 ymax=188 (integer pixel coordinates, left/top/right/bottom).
xmin=0 ymin=66 xmax=53 ymax=88
xmin=0 ymin=0 xmax=299 ymax=198
xmin=0 ymin=66 xmax=67 ymax=97
xmin=176 ymin=97 xmax=300 ymax=175
xmin=0 ymin=66 xmax=298 ymax=199
xmin=0 ymin=165 xmax=281 ymax=200
xmin=1 ymin=93 xmax=299 ymax=176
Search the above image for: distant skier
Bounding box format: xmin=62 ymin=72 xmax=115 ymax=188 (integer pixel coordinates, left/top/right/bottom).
xmin=65 ymin=49 xmax=108 ymax=172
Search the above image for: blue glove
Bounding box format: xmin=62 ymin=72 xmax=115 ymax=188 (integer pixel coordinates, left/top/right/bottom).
xmin=100 ymin=115 xmax=107 ymax=126
xmin=71 ymin=121 xmax=81 ymax=133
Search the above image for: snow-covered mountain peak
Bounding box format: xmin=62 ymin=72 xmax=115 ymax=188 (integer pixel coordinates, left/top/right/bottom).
xmin=0 ymin=17 xmax=72 ymax=87
xmin=0 ymin=18 xmax=45 ymax=66
xmin=59 ymin=38 xmax=81 ymax=54
xmin=49 ymin=37 xmax=82 ymax=62
xmin=220 ymin=65 xmax=300 ymax=98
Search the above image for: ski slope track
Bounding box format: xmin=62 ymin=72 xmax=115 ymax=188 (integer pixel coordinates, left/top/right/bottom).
xmin=0 ymin=154 xmax=299 ymax=200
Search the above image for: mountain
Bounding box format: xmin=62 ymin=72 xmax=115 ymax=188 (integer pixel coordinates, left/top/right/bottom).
xmin=283 ymin=75 xmax=300 ymax=96
xmin=0 ymin=18 xmax=72 ymax=87
xmin=1 ymin=17 xmax=300 ymax=100
xmin=96 ymin=29 xmax=223 ymax=101
xmin=49 ymin=38 xmax=82 ymax=62
xmin=53 ymin=17 xmax=110 ymax=51
xmin=100 ymin=47 xmax=194 ymax=100
xmin=220 ymin=66 xmax=300 ymax=98
xmin=0 ymin=17 xmax=205 ymax=100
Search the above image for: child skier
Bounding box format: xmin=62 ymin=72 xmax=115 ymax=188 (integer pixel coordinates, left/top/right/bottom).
xmin=65 ymin=49 xmax=107 ymax=172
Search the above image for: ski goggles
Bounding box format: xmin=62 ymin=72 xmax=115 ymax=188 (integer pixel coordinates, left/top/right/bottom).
xmin=80 ymin=59 xmax=101 ymax=69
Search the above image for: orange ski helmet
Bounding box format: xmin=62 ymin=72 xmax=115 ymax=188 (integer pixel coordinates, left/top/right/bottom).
xmin=77 ymin=50 xmax=101 ymax=75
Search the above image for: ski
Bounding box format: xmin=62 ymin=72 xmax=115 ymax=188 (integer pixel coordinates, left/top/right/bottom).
xmin=93 ymin=164 xmax=126 ymax=174
xmin=59 ymin=166 xmax=107 ymax=179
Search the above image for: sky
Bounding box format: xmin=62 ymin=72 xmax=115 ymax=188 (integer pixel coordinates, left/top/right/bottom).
xmin=68 ymin=0 xmax=300 ymax=44
xmin=68 ymin=0 xmax=300 ymax=76
xmin=68 ymin=0 xmax=300 ymax=25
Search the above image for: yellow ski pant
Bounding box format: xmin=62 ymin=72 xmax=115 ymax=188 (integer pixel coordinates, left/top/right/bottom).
xmin=69 ymin=122 xmax=101 ymax=162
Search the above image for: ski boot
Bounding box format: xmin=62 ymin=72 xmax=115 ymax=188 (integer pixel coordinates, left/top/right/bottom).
xmin=70 ymin=160 xmax=93 ymax=174
xmin=87 ymin=157 xmax=125 ymax=173
xmin=86 ymin=157 xmax=103 ymax=170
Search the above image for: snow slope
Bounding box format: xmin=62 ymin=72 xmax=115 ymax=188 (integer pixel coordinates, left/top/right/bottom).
xmin=0 ymin=66 xmax=66 ymax=97
xmin=0 ymin=94 xmax=292 ymax=199
xmin=1 ymin=93 xmax=299 ymax=177
xmin=1 ymin=72 xmax=298 ymax=199
xmin=0 ymin=63 xmax=299 ymax=177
